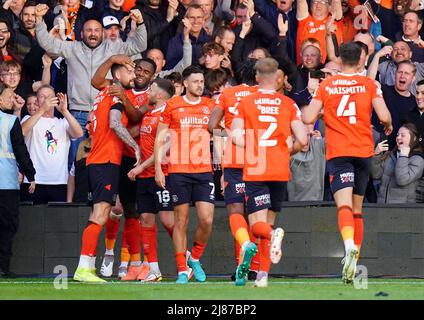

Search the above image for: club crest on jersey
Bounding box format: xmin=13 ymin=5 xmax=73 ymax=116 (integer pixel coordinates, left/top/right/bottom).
xmin=179 ymin=108 xmax=185 ymax=112
xmin=340 ymin=172 xmax=354 ymax=183
xmin=151 ymin=117 xmax=158 ymax=124
xmin=202 ymin=107 xmax=210 ymax=115
xmin=254 ymin=194 xmax=271 ymax=207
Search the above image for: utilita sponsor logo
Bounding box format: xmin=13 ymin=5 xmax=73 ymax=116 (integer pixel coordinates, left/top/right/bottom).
xmin=179 ymin=116 xmax=209 ymax=126
xmin=254 ymin=98 xmax=282 ymax=105
xmin=235 ymin=90 xmax=253 ymax=98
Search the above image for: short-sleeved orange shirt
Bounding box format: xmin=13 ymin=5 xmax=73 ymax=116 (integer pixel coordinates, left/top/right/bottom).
xmin=160 ymin=95 xmax=215 ymax=174
xmin=235 ymin=89 xmax=301 ymax=182
xmin=87 ymin=88 xmax=128 ymax=166
xmin=122 ymin=88 xmax=149 ymax=158
xmin=139 ymin=104 xmax=168 ymax=178
xmin=216 ymin=84 xmax=258 ymax=168
xmin=296 ymin=14 xmax=344 ymax=64
xmin=313 ymin=73 xmax=383 ymax=160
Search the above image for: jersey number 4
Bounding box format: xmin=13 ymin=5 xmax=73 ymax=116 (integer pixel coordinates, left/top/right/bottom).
xmin=337 ymin=95 xmax=356 ymax=124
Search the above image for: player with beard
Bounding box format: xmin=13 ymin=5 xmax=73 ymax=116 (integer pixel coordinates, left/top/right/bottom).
xmin=73 ymin=63 xmax=141 ymax=282
xmin=91 ymin=55 xmax=157 ymax=280
xmin=127 ymin=78 xmax=176 ymax=282
xmin=303 ymin=42 xmax=393 ymax=284
xmin=155 ymin=66 xmax=215 ymax=284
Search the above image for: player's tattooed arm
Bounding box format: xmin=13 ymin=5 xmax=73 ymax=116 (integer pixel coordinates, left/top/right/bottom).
xmin=109 ymin=109 xmax=141 ymax=165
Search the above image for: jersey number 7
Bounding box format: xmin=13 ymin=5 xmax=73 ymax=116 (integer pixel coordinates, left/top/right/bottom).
xmin=337 ymin=95 xmax=356 ymax=124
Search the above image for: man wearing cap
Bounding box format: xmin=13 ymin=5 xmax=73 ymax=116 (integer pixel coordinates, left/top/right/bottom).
xmin=103 ymin=15 xmax=121 ymax=42
xmin=34 ymin=4 xmax=147 ymax=170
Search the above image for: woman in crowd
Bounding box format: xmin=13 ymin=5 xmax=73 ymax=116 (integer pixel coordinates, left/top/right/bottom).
xmin=372 ymin=123 xmax=424 ymax=203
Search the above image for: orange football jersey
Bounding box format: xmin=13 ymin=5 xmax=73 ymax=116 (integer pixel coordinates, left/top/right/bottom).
xmin=122 ymin=88 xmax=149 ymax=158
xmin=139 ymin=104 xmax=168 ymax=178
xmin=217 ymin=84 xmax=258 ymax=168
xmin=235 ymin=89 xmax=301 ymax=182
xmin=87 ymin=87 xmax=128 ymax=166
xmin=313 ymin=73 xmax=383 ymax=160
xmin=160 ymin=95 xmax=215 ymax=174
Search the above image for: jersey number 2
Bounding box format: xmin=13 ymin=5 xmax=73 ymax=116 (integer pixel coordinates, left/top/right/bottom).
xmin=258 ymin=115 xmax=277 ymax=147
xmin=337 ymin=95 xmax=356 ymax=124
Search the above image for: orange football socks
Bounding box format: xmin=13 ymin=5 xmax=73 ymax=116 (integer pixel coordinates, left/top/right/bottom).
xmin=338 ymin=206 xmax=355 ymax=241
xmin=81 ymin=221 xmax=102 ymax=256
xmin=175 ymin=252 xmax=188 ymax=272
xmin=105 ymin=218 xmax=120 ymax=251
xmin=353 ymin=212 xmax=364 ymax=254
xmin=251 ymin=221 xmax=272 ymax=240
xmin=191 ymin=241 xmax=207 ymax=261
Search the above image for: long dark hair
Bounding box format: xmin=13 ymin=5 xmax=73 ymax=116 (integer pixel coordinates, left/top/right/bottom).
xmin=383 ymin=123 xmax=423 ymax=160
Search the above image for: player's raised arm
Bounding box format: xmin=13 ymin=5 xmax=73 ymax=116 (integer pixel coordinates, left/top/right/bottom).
xmin=109 ymin=108 xmax=141 ymax=166
xmin=290 ymin=119 xmax=309 ymax=154
xmin=92 ymin=55 xmax=135 ymax=90
xmin=302 ymin=99 xmax=323 ymax=125
xmin=230 ymin=118 xmax=245 ymax=148
xmin=372 ymin=97 xmax=393 ymax=136
xmin=208 ymin=106 xmax=225 ymax=134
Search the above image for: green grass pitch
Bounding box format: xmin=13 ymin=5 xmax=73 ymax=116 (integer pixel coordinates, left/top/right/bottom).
xmin=0 ymin=277 xmax=423 ymax=300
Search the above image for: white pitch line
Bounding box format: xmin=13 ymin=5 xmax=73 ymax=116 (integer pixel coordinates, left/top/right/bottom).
xmin=0 ymin=281 xmax=423 ymax=285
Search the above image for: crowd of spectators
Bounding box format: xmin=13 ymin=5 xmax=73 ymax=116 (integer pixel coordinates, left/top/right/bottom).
xmin=2 ymin=0 xmax=424 ymax=205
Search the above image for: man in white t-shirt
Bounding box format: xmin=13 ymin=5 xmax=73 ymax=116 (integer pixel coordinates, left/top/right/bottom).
xmin=21 ymin=85 xmax=83 ymax=204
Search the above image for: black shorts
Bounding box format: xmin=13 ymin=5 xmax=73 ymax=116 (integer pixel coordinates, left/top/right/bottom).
xmin=223 ymin=168 xmax=245 ymax=205
xmin=119 ymin=156 xmax=137 ymax=206
xmin=168 ymin=172 xmax=215 ymax=206
xmin=88 ymin=163 xmax=120 ymax=205
xmin=327 ymin=157 xmax=372 ymax=196
xmin=136 ymin=177 xmax=174 ymax=214
xmin=245 ymin=181 xmax=286 ymax=214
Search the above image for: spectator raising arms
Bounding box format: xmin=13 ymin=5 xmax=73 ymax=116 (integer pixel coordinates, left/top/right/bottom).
xmin=33 ymin=3 xmax=147 ymax=168
xmin=20 ymin=86 xmax=83 ymax=204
